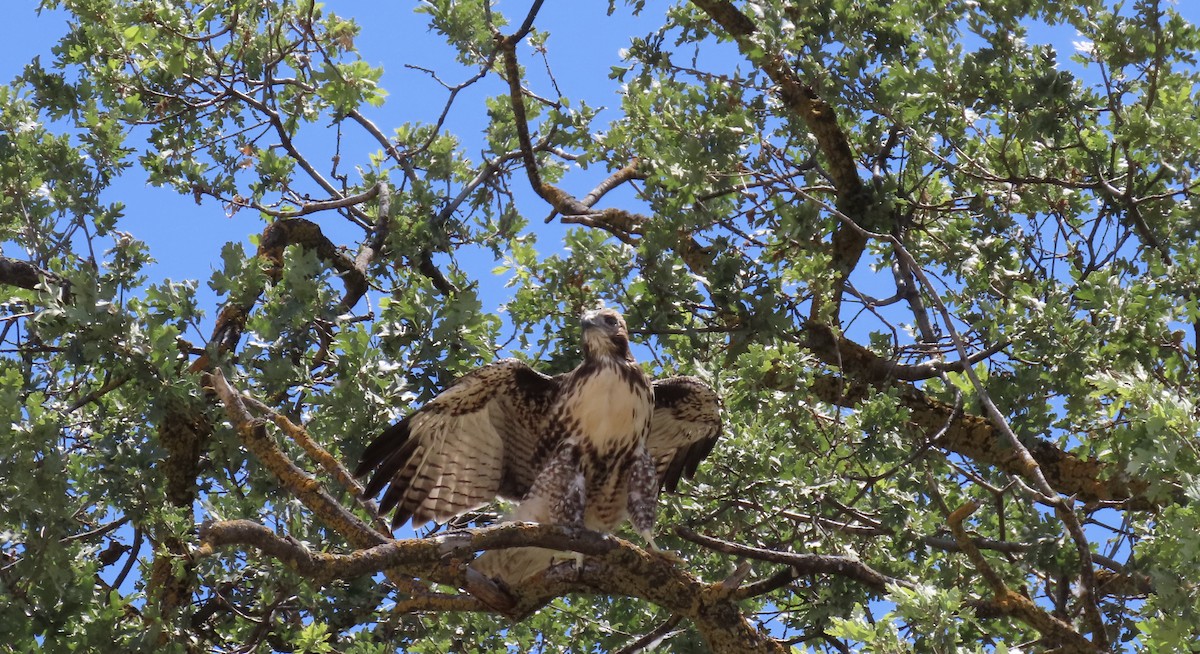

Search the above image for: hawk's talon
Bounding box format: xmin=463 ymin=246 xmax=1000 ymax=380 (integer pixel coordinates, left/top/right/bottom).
xmin=648 ymin=547 xmax=684 ymax=565
xmin=642 ymin=535 xmax=684 ymax=565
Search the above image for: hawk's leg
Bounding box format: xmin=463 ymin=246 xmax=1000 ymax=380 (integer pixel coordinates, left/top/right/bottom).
xmin=629 ymin=445 xmax=684 ymax=564
xmin=523 ymin=443 xmax=585 ymax=526
xmin=557 ymin=466 xmax=587 ymax=574
xmin=627 ymin=444 xmax=660 ymax=549
xmin=520 ymin=443 xmax=587 ymax=572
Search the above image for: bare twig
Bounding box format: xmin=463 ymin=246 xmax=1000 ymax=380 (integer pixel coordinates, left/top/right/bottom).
xmin=676 ymin=527 xmax=911 ymax=594
xmin=253 ymin=183 xmax=381 ymax=218
xmin=544 ymin=158 xmax=647 ymax=223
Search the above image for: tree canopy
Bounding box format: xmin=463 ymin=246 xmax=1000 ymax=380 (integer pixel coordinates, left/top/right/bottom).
xmin=3 ymin=0 xmax=1199 ymax=651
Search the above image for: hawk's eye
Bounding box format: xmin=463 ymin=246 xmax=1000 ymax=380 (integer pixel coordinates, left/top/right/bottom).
xmin=604 ymin=314 xmax=618 ymax=326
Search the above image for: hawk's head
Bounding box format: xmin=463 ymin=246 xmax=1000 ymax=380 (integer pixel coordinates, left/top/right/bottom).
xmin=580 ymin=308 xmax=633 ymax=361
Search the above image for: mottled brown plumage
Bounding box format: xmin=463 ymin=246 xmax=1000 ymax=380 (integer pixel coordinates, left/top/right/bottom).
xmin=355 ymin=308 xmax=722 ymax=584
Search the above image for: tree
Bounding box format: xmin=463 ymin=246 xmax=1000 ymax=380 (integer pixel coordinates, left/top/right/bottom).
xmin=2 ymin=0 xmax=1198 ymax=650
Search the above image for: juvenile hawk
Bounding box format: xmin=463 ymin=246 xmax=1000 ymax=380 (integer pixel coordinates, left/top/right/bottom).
xmin=355 ymin=308 xmax=721 ymax=585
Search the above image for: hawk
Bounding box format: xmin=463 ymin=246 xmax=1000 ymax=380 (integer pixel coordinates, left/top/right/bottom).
xmin=355 ymin=308 xmax=721 ymax=586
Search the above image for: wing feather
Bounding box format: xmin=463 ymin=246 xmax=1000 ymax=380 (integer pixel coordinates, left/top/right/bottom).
xmin=355 ymin=359 xmax=561 ymax=528
xmin=647 ymin=376 xmax=722 ymax=493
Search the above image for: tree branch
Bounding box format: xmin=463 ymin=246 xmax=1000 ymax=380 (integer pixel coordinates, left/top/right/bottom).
xmin=200 ymin=519 xmax=787 ymax=654
xmin=253 ymin=183 xmax=380 ymax=219
xmin=799 ymin=372 xmax=1161 ymax=509
xmin=880 ymin=221 xmax=1110 ymax=649
xmin=692 ymin=0 xmax=878 ymax=316
xmin=676 ymin=527 xmax=911 ymax=594
xmin=206 ymin=369 xmax=439 ymax=598
xmin=544 ymin=157 xmax=647 ymax=223
xmin=0 ymin=256 xmax=64 ymax=292
xmin=494 ymin=24 xmax=647 ymax=243
xmin=614 ymin=614 xmax=683 ymax=654
xmin=190 ymin=216 xmax=369 ymax=372
xmin=208 ymin=370 xmax=386 ymax=544
xmin=947 ymin=503 xmax=1100 ymax=653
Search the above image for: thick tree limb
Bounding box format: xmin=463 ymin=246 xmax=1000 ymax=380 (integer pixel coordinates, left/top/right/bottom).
xmin=786 ymin=321 xmax=1161 ymax=509
xmin=802 ymin=319 xmax=1008 ymax=383
xmin=545 ymin=157 xmax=647 ymax=224
xmin=689 ymin=1 xmax=862 ymax=209
xmin=392 ymin=593 xmax=486 ymax=614
xmin=200 ymin=519 xmax=786 ymax=654
xmin=905 ymin=383 xmax=1144 ymax=502
xmin=0 ymin=256 xmax=64 ymax=292
xmin=256 ymin=217 xmax=368 ymax=313
xmin=147 ymin=395 xmax=210 ymax=636
xmin=191 ymin=215 xmax=368 ymax=371
xmin=1094 ymin=568 xmax=1155 ymax=597
xmin=0 ymin=256 xmax=72 ymax=315
xmin=207 ymin=369 xmax=444 ymax=600
xmin=809 ymin=375 xmax=1156 ymax=507
xmin=579 ymin=158 xmax=647 ymax=210
xmin=313 ymin=183 xmax=391 ymax=367
xmin=415 ymin=250 xmax=456 ymax=296
xmin=237 ymin=392 xmax=393 ymax=536
xmin=209 ymin=371 xmax=387 ymax=547
xmin=215 ymin=370 xmax=443 ymax=595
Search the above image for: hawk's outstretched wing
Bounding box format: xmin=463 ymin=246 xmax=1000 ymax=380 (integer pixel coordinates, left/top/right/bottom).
xmin=355 ymin=359 xmax=561 ymax=528
xmin=647 ymin=376 xmax=722 ymax=493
